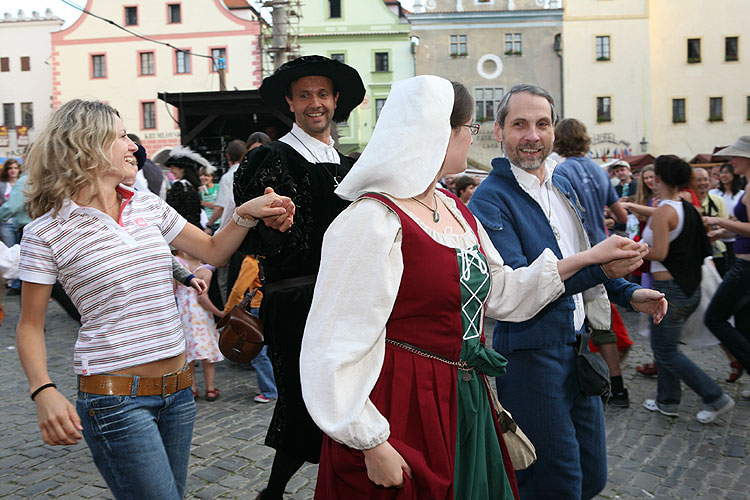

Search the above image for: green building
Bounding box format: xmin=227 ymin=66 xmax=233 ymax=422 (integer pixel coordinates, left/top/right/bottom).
xmin=297 ymin=0 xmax=414 ymax=154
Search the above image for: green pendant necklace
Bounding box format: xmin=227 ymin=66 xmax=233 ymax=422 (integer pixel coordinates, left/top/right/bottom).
xmin=411 ymin=193 xmax=440 ymax=223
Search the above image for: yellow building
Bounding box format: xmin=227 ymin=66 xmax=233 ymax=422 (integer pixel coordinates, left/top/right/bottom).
xmin=562 ymin=0 xmax=750 ymax=159
xmin=52 ymin=0 xmax=261 ymax=158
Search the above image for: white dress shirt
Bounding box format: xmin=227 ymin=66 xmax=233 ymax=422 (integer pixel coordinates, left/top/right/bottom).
xmin=280 ymin=123 xmax=340 ymax=164
xmin=510 ymin=159 xmax=586 ymax=330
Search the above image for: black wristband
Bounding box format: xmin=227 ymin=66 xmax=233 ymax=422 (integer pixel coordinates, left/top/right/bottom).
xmin=182 ymin=274 xmax=195 ymax=286
xmin=30 ymin=383 xmax=57 ymax=401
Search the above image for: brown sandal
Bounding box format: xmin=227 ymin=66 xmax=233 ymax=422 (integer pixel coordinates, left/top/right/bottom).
xmin=205 ymin=388 xmax=220 ymax=402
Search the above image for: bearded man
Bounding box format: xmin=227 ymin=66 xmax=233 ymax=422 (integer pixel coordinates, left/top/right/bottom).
xmin=469 ymin=84 xmax=667 ymax=500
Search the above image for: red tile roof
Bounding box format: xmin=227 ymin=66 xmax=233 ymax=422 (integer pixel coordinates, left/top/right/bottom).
xmin=224 ymin=0 xmax=251 ymax=8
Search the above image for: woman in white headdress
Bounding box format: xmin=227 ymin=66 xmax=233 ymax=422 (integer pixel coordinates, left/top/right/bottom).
xmin=299 ymin=76 xmax=647 ymax=499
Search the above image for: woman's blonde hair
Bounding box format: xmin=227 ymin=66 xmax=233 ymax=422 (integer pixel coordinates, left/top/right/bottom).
xmin=25 ymin=99 xmax=120 ymax=218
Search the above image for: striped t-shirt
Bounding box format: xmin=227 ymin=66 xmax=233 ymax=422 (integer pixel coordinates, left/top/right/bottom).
xmin=20 ymin=185 xmax=187 ymax=375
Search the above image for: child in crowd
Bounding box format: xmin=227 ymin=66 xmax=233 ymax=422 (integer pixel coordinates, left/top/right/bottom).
xmin=174 ymin=249 xmax=225 ymax=401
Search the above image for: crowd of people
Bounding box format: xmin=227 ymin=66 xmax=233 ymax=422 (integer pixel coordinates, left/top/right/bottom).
xmin=7 ymin=53 xmax=749 ymax=500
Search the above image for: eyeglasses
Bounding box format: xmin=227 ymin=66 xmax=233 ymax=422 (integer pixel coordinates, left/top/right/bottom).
xmin=462 ymin=123 xmax=480 ymax=135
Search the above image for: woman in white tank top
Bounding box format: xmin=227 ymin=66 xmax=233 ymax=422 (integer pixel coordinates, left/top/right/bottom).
xmin=640 ymin=155 xmax=734 ymax=424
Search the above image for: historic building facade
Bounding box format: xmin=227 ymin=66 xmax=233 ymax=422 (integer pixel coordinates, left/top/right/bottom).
xmin=562 ymin=0 xmax=750 ymax=159
xmin=408 ymin=0 xmax=563 ymax=169
xmin=51 ymin=0 xmax=261 ymax=156
xmin=0 ymin=9 xmax=64 ymax=160
xmin=296 ymin=0 xmax=413 ymax=154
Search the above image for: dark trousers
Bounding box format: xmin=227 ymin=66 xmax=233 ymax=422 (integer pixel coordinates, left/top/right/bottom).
xmin=705 ymin=258 xmax=750 ymax=369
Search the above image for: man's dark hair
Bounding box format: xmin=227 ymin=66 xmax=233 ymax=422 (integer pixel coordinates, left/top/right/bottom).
xmin=246 ymin=132 xmax=271 ymax=149
xmin=454 ymin=174 xmax=479 ymax=197
xmin=654 ymin=155 xmax=692 ymax=189
xmin=553 ymin=118 xmax=590 ymax=157
xmin=495 ymin=84 xmax=558 ymax=127
xmin=225 ymin=139 xmax=247 ymax=164
xmin=127 ymin=133 xmax=141 ymax=145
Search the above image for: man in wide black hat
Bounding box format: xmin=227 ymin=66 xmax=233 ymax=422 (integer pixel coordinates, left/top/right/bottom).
xmin=233 ymin=55 xmax=365 ymax=500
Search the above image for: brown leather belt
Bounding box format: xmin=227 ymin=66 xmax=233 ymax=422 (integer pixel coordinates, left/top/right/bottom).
xmin=78 ymin=365 xmax=193 ymax=397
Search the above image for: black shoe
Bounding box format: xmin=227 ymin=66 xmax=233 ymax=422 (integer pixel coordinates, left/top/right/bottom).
xmin=608 ymin=388 xmax=630 ymax=408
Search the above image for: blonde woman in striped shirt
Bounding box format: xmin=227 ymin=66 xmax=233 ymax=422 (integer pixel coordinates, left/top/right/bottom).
xmin=16 ymin=99 xmax=294 ymax=500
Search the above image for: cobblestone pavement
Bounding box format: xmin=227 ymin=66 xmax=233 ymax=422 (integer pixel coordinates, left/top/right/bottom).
xmin=1 ymin=295 xmax=749 ymax=499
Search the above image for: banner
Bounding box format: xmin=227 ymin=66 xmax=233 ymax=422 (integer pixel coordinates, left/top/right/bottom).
xmin=16 ymin=125 xmax=28 ymax=146
xmin=0 ymin=126 xmax=8 ymax=148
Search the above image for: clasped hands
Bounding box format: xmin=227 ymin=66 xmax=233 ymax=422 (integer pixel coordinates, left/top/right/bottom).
xmin=593 ymin=235 xmax=668 ymax=324
xmin=236 ymin=187 xmax=296 ymax=232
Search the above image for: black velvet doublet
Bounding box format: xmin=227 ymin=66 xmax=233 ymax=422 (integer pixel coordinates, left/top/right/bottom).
xmin=233 ymin=141 xmax=353 ymax=463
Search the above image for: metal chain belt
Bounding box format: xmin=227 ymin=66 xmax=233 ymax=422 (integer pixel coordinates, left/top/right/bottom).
xmin=386 ymin=339 xmax=475 ymax=381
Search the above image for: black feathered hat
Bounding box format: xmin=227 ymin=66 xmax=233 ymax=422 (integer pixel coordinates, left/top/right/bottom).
xmin=259 ymin=55 xmax=365 ymax=122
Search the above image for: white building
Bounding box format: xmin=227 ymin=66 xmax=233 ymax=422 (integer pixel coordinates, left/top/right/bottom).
xmin=562 ymin=0 xmax=750 ymax=160
xmin=0 ymin=9 xmax=64 ymax=160
xmin=51 ymin=0 xmax=262 ymax=158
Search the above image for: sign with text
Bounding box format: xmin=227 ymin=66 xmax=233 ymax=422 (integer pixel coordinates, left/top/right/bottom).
xmin=16 ymin=125 xmax=28 ymax=146
xmin=0 ymin=126 xmax=8 ymax=147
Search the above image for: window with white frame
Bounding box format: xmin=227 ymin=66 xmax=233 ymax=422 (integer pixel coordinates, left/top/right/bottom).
xmin=211 ymin=48 xmax=226 ymax=72
xmin=672 ymin=99 xmax=686 ymax=123
xmin=596 ymin=36 xmax=610 ymax=61
xmin=504 ymin=33 xmax=521 ymax=55
xmin=168 ymin=4 xmax=181 ymax=23
xmin=140 ymin=52 xmax=154 ymax=76
xmin=474 ymin=87 xmax=503 ymax=121
xmin=176 ymin=50 xmax=190 ymax=74
xmin=596 ymin=96 xmax=611 ymax=122
xmin=125 ymin=6 xmax=137 ymax=26
xmin=450 ymin=35 xmax=467 ymax=56
xmin=709 ymin=97 xmax=723 ymax=122
xmin=142 ymin=102 xmax=156 ymax=129
xmin=375 ymin=98 xmax=387 ymax=121
xmin=92 ymin=54 xmax=106 ymax=78
xmin=21 ymin=102 xmax=33 ymax=128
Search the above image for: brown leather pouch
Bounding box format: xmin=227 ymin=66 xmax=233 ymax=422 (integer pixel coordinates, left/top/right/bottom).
xmin=217 ymin=293 xmax=264 ymax=363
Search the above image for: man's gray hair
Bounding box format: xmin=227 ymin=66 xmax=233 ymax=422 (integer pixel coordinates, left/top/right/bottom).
xmin=495 ymin=84 xmax=558 ymax=127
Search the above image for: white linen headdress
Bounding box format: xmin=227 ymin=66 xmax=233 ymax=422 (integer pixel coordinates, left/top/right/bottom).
xmin=335 ymin=75 xmax=454 ymax=200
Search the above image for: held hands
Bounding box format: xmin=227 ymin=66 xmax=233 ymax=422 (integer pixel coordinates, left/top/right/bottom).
xmin=35 ymin=388 xmax=83 ymax=446
xmin=703 ymin=216 xmax=720 ymax=227
xmin=630 ymin=288 xmax=668 ymax=324
xmin=236 ymin=187 xmax=295 ymax=232
xmin=594 ymin=236 xmax=649 ymax=279
xmin=362 ymin=441 xmax=412 ymax=489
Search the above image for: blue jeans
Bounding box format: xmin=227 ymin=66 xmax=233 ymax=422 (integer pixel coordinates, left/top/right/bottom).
xmin=76 ymin=385 xmax=196 ymax=500
xmin=498 ymin=343 xmax=607 ymax=500
xmin=704 ymin=258 xmax=750 ymax=369
xmin=650 ymin=280 xmax=727 ymax=413
xmin=250 ymin=307 xmax=277 ymax=398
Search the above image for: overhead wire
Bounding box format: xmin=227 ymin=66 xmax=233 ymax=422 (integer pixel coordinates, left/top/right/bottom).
xmin=60 ymin=0 xmax=216 ymax=63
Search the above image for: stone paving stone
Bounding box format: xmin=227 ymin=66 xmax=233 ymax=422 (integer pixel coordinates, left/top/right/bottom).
xmin=193 ymin=485 xmax=231 ymax=499
xmin=193 ymin=465 xmax=231 ymax=483
xmin=0 ymin=482 xmax=22 ymax=497
xmin=45 ymin=480 xmax=82 ymax=498
xmin=17 ymin=479 xmax=59 ymax=497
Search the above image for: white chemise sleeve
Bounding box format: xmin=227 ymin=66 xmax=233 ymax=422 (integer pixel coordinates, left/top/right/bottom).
xmin=301 ymin=198 xmax=403 ymax=450
xmin=476 ymin=219 xmax=566 ymax=322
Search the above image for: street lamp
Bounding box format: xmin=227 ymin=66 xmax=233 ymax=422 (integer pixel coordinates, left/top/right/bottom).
xmin=410 ymin=35 xmax=420 ymax=76
xmin=640 ymin=137 xmax=648 ymax=153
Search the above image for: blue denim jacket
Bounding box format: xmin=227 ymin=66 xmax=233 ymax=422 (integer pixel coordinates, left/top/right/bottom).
xmin=469 ymin=157 xmax=638 ymax=352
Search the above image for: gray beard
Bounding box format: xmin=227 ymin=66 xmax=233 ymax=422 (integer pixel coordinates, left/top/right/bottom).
xmin=501 ymin=142 xmax=545 ymax=171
